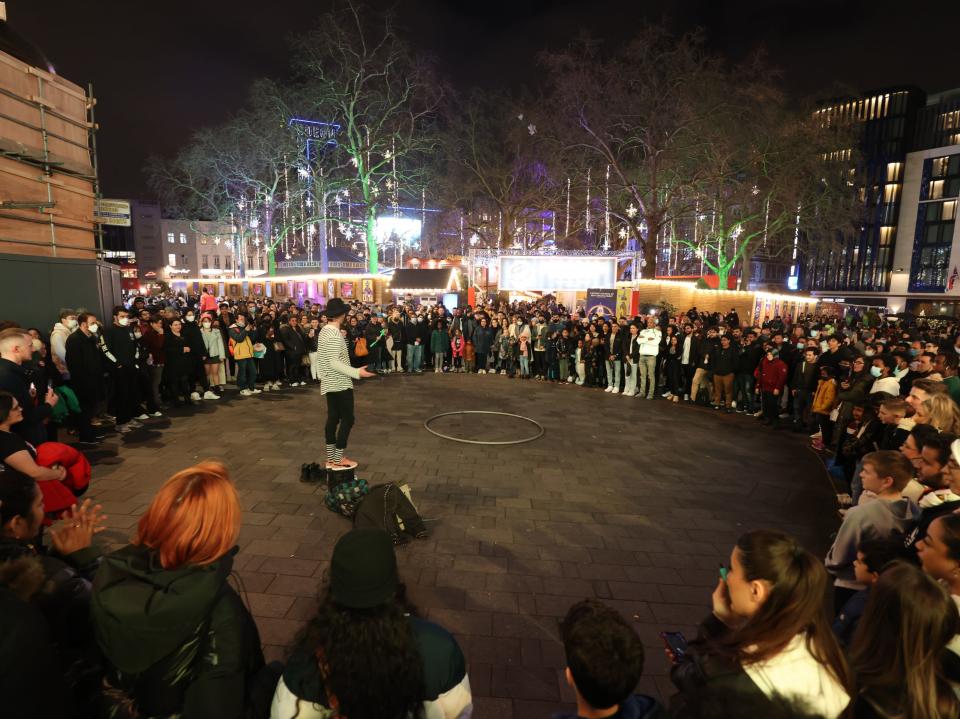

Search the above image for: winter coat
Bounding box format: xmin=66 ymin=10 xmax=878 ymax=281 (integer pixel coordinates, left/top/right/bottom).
xmin=102 ymin=324 xmax=140 ymax=368
xmin=201 ymin=327 xmax=226 ymax=360
xmin=711 ymin=345 xmax=739 ymax=375
xmin=162 ymin=332 xmax=193 ymax=378
xmin=431 ymin=329 xmax=450 ymax=354
xmin=92 ymin=544 xmax=265 ymax=719
xmin=228 ymin=325 xmax=255 ymax=360
xmin=450 ymin=336 xmax=465 ymax=358
xmin=754 ymin=357 xmax=788 ymax=393
xmin=64 ymin=330 xmax=106 ymax=403
xmin=387 ymin=318 xmax=406 ymax=347
xmin=463 ymin=341 xmax=476 ymax=362
xmin=279 ymin=324 xmax=306 ymax=357
xmin=811 ymin=378 xmax=838 ymax=414
xmin=0 ymin=357 xmax=53 ymax=447
xmin=669 ymin=614 xmax=850 ymax=719
xmin=50 ymin=322 xmax=73 ymax=377
xmin=737 ymin=343 xmax=764 ymax=375
xmin=472 ymin=326 xmax=494 ymax=354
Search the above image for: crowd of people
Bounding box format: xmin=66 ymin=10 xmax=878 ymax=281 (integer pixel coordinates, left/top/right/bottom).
xmin=3 ymin=289 xmax=960 ymax=717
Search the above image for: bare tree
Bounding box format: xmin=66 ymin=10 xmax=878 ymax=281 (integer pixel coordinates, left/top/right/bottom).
xmin=542 ymin=27 xmax=722 ymax=276
xmin=290 ymin=1 xmax=442 ymax=273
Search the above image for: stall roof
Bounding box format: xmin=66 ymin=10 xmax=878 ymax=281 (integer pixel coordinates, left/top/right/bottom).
xmin=389 ymin=268 xmax=460 ymax=293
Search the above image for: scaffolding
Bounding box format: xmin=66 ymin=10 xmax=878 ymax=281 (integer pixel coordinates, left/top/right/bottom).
xmin=0 ymin=45 xmax=101 ymax=258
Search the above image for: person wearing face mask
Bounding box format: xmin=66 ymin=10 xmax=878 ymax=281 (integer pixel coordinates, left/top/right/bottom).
xmin=64 ymin=313 xmax=107 ymax=445
xmin=49 ymin=308 xmax=77 ymax=380
xmin=200 ymin=314 xmax=226 ymax=395
xmin=868 ymin=355 xmax=900 ymax=396
xmin=0 ymin=327 xmax=60 ymax=446
xmin=180 ymin=310 xmax=217 ymax=401
xmin=102 ymin=306 xmax=149 ymax=432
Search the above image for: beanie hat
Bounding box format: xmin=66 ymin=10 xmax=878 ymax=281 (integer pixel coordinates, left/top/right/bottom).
xmin=330 ymin=529 xmax=398 ymax=609
xmin=324 ymin=298 xmax=349 ymax=319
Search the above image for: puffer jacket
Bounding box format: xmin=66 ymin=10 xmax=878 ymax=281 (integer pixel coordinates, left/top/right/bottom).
xmin=228 ymin=324 xmax=255 ymax=360
xmin=812 ymin=378 xmax=838 ymax=414
xmin=754 ymin=357 xmax=788 ymax=393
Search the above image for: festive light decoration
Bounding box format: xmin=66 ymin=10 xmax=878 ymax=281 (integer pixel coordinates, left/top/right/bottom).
xmin=626 ymin=203 xmax=638 ymax=219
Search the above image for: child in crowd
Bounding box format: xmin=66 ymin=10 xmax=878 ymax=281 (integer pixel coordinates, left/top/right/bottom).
xmin=810 ymin=366 xmax=838 ymax=449
xmin=450 ymin=329 xmax=464 ymax=372
xmin=430 ymin=320 xmax=448 ymax=373
xmin=463 ymin=339 xmax=476 ymax=374
xmin=831 ymin=538 xmax=912 ymax=646
xmin=518 ymin=333 xmax=531 ymax=378
xmin=825 ymin=450 xmax=920 ymax=611
xmin=554 ymin=599 xmax=667 ymax=719
xmin=575 ymin=338 xmax=586 ymax=386
xmin=546 ymin=332 xmax=560 ymax=382
xmin=876 ymin=397 xmax=911 ymax=450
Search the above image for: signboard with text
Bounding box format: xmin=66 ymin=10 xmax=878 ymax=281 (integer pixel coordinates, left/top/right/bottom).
xmin=94 ymin=199 xmax=131 ymax=226
xmin=498 ymin=256 xmax=617 ymax=292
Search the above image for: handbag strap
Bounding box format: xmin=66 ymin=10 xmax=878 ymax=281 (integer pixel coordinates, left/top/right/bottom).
xmin=315 ymin=646 xmax=346 ymax=717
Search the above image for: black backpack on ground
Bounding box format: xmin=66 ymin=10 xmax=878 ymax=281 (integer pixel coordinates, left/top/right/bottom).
xmin=353 ymin=483 xmax=428 ymax=545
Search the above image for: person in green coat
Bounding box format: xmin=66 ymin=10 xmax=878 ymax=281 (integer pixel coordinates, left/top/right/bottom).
xmin=430 ymin=320 xmax=449 ymax=373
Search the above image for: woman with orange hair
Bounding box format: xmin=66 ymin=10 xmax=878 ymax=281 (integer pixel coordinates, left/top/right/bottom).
xmin=91 ymin=461 xmax=274 ymax=719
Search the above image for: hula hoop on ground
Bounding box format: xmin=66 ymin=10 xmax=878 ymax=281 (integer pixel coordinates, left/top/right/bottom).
xmin=423 ymin=410 xmax=545 ymax=445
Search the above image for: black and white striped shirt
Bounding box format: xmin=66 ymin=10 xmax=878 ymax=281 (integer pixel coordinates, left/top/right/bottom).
xmin=318 ymin=324 xmax=360 ymax=394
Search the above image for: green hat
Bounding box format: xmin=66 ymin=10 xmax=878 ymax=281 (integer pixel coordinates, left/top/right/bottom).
xmin=330 ymin=529 xmax=398 ymax=609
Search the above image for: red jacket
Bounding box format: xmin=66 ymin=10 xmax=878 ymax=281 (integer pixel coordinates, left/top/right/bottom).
xmin=754 ymin=356 xmax=788 ymax=393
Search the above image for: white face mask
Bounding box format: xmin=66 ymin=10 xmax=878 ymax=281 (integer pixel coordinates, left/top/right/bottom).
xmin=66 ymin=318 xmax=78 ymax=329
xmin=118 ymin=317 xmax=130 ymax=327
xmin=185 ymin=315 xmax=195 ymax=322
xmin=87 ymin=323 xmax=99 ymax=334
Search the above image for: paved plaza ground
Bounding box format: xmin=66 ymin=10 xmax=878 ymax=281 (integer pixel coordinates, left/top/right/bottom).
xmin=82 ymin=374 xmax=839 ymax=718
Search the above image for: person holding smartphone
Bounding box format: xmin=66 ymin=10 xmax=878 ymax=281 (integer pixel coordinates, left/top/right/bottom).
xmin=668 ymin=530 xmax=852 ymax=718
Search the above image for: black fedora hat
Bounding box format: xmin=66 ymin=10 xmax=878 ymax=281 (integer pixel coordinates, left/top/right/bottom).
xmin=324 ymin=297 xmax=349 ymax=319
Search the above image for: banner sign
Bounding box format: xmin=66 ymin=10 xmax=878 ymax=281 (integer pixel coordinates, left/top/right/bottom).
xmin=361 ymin=278 xmax=374 ymax=303
xmin=586 ymin=288 xmax=617 ymax=318
xmin=498 ymin=256 xmax=617 ymax=291
xmin=94 ymin=199 xmax=131 ymax=226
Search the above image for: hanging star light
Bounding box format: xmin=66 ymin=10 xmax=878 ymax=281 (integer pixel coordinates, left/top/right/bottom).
xmin=253 ymin=238 xmax=261 ymax=247
xmin=732 ymin=224 xmax=743 ymax=239
xmin=350 ymin=157 xmax=359 ymax=167
xmin=618 ymin=227 xmax=628 ymax=240
xmin=213 ymin=237 xmax=221 ymax=245
xmin=285 ymin=252 xmax=292 ymax=260
xmin=298 ymin=167 xmax=310 ymax=179
xmin=625 ymin=204 xmax=638 ymax=218
xmin=385 ymin=178 xmax=394 ymax=190
xmin=694 ymin=248 xmax=704 ymax=258
xmin=249 ymin=218 xmax=259 ymax=229
xmin=384 ymin=149 xmax=393 ymax=160
xmin=751 ymin=185 xmax=760 ymax=195
xmin=527 ymin=123 xmax=537 ymax=136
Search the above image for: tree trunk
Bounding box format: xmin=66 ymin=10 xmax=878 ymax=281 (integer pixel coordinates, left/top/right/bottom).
xmin=739 ymin=246 xmax=754 ymax=290
xmin=641 ymin=220 xmax=660 ymax=279
xmin=319 ymin=220 xmax=329 ymax=274
xmin=365 ymin=206 xmax=379 ymax=274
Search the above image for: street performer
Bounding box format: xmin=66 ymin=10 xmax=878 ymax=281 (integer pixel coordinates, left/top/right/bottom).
xmin=319 ymin=298 xmax=376 ymax=470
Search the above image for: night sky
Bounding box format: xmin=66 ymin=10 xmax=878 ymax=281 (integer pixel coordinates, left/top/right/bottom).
xmin=9 ymin=0 xmax=958 ymax=198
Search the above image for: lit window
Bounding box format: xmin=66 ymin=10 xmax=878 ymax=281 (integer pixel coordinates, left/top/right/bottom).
xmin=168 ymin=253 xmax=176 ymax=267
xmin=944 ymin=201 xmax=957 ymax=221
xmin=179 ymin=233 xmax=187 ymax=244
xmin=933 ymin=157 xmax=950 ymax=177
xmin=200 ymin=237 xmax=207 ymax=244
xmin=201 ymin=255 xmax=209 ymax=269
xmin=943 ymin=111 xmax=960 ymax=130
xmin=879 ymin=226 xmax=895 ymax=246
xmin=167 ymin=232 xmax=175 ymax=244
xmin=883 ymin=184 xmax=900 ymax=203
xmin=886 ymin=163 xmax=902 ymax=182
xmin=929 ymin=180 xmax=945 ymax=200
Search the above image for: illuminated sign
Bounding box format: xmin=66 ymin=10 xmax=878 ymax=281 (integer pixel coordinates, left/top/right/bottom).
xmin=498 ymin=256 xmax=617 ymax=291
xmin=94 ymin=199 xmax=131 ymax=227
xmin=375 ymin=216 xmax=422 ymax=246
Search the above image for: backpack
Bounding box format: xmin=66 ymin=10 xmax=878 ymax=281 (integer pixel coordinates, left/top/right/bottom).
xmin=228 ymin=337 xmax=237 ymax=357
xmin=353 ymin=483 xmax=428 ymax=545
xmin=354 ymin=336 xmax=369 ymax=357
xmin=324 ymin=470 xmax=370 ymax=518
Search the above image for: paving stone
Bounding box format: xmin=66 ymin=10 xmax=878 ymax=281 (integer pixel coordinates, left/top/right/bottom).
xmin=81 ymin=372 xmax=837 ymax=712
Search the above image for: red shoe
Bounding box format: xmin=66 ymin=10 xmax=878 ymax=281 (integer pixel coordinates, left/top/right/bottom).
xmin=327 ymin=457 xmax=358 ymax=470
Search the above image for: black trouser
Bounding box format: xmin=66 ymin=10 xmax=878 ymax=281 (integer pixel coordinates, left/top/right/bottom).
xmin=761 ymin=391 xmax=780 ymax=423
xmin=113 ymin=365 xmax=141 ymax=424
xmin=325 ymin=389 xmax=355 ymax=449
xmin=73 ymin=386 xmax=99 ymax=442
xmin=286 ymin=353 xmax=306 ymax=383
xmin=534 ymin=350 xmax=546 ymax=376
xmin=476 ymin=352 xmax=487 ymax=371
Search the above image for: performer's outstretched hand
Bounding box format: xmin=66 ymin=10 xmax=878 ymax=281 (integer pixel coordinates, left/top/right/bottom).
xmin=358 ymin=368 xmax=377 ymax=378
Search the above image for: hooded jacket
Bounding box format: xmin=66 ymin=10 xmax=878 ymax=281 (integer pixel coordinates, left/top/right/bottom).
xmin=825 ymin=497 xmax=920 ymax=589
xmin=91 ymin=544 xmax=264 ymax=719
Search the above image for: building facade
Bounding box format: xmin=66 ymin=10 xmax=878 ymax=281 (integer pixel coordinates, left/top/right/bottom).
xmin=808 ymin=88 xmax=960 ymax=313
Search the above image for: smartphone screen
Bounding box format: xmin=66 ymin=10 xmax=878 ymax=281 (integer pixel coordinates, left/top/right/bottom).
xmin=660 ymin=631 xmax=688 ymax=662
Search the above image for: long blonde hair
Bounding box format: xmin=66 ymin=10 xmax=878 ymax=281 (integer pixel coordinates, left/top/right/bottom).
xmin=918 ymin=394 xmax=960 ymax=434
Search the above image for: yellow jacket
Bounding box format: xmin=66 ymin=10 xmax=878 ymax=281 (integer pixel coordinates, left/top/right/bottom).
xmin=812 ymin=378 xmax=837 ymax=414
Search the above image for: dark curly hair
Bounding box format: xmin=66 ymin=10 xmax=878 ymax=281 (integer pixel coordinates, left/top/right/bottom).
xmin=294 ymin=585 xmax=425 ymax=719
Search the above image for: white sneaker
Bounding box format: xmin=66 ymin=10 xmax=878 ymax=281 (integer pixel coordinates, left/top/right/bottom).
xmin=150 ymin=411 xmax=162 ymax=417
xmin=611 ymin=388 xmax=620 ymax=394
xmin=623 ymin=391 xmax=635 ymax=397
xmin=683 ymin=394 xmax=690 ymax=401
xmin=661 ymin=391 xmax=671 ymax=398
xmin=134 ymin=413 xmax=149 ymax=420
xmin=567 ymin=376 xmax=575 ymax=383
xmin=604 ymin=386 xmax=613 ymax=393
xmin=272 ymin=382 xmax=282 ymax=390
xmin=500 ymin=370 xmax=506 ymax=375
xmin=263 ymin=383 xmax=271 ymax=392
xmin=240 ymin=389 xmax=253 ymax=396
xmin=116 ymin=423 xmax=133 ymax=433
xmin=251 ymin=388 xmax=262 ymax=394
xmin=203 ymin=390 xmax=220 ymax=400
xmin=190 ymin=392 xmax=202 ymax=401
xmin=478 ymin=369 xmax=485 ymax=375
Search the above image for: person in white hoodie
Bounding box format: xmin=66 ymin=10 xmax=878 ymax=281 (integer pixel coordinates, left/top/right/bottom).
xmin=636 ymin=316 xmax=661 ymax=400
xmin=825 ymin=451 xmax=920 ymax=610
xmin=669 ymin=529 xmax=852 ymax=718
xmin=49 ymin=307 xmax=77 ymax=379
